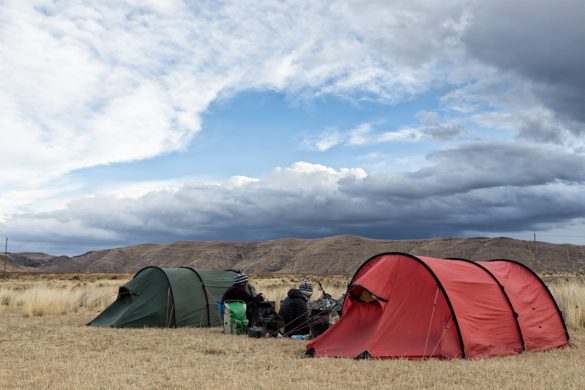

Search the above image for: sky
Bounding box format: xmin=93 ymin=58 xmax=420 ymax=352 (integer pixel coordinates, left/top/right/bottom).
xmin=1 ymin=0 xmax=584 ymax=255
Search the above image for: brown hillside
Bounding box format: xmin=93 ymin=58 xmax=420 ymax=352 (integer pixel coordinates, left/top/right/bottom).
xmin=18 ymin=235 xmax=585 ymax=275
xmin=0 ymin=254 xmax=36 ymax=273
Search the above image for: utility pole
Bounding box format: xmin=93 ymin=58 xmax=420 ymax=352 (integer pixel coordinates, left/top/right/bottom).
xmin=533 ymin=232 xmax=537 ymax=261
xmin=3 ymin=237 xmax=7 ymax=273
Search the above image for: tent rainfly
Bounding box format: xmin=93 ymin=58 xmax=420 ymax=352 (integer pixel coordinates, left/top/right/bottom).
xmin=307 ymin=252 xmax=569 ymax=359
xmin=89 ymin=267 xmax=241 ymax=328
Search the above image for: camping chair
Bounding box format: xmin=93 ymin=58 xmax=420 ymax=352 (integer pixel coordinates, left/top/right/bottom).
xmin=216 ymin=300 xmax=225 ymax=322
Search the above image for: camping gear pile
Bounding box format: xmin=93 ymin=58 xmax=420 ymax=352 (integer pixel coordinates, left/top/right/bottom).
xmin=246 ymin=301 xmax=285 ymax=338
xmin=307 ymin=282 xmax=343 ymax=339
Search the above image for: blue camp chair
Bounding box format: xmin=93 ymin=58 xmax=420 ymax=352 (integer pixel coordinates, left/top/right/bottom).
xmin=217 ymin=300 xmax=225 ymax=322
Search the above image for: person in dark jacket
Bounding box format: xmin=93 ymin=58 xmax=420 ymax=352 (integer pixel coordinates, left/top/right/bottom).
xmin=221 ymin=272 xmax=264 ymax=304
xmin=279 ymin=280 xmax=313 ymax=336
xmin=222 ymin=272 xmax=264 ymax=325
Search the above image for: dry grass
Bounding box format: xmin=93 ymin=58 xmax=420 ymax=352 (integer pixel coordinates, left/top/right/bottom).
xmin=0 ymin=277 xmax=125 ymax=322
xmin=0 ymin=273 xmax=584 ymax=389
xmin=549 ymin=280 xmax=585 ymax=330
xmin=0 ymin=307 xmax=583 ymax=389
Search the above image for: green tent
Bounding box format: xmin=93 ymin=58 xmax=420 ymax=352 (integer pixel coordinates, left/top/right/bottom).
xmin=89 ymin=267 xmax=242 ymax=328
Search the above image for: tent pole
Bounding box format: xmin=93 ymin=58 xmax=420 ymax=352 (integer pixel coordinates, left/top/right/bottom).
xmin=166 ymin=287 xmax=172 ymax=327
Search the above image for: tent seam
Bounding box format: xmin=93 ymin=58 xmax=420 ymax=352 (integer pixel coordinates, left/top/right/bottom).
xmin=135 ymin=266 xmax=177 ymax=328
xmin=486 ymin=258 xmax=570 ymax=344
xmin=446 ymin=257 xmax=526 ymax=352
xmin=181 ymin=267 xmax=212 ymax=327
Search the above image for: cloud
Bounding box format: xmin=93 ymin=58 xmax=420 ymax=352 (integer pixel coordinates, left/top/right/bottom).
xmin=302 ymin=122 xmax=427 ymax=151
xmin=2 ymin=1 xmax=580 ymax=185
xmin=462 ymin=0 xmax=585 ymax=124
xmin=442 ymin=73 xmax=584 ymax=148
xmin=416 ymin=111 xmax=464 ymax=141
xmin=0 ymin=1 xmax=471 ymax=190
xmin=0 ymin=2 xmax=204 ymax=191
xmin=4 ymin=144 xmax=585 ymax=254
xmin=304 ymin=114 xmax=463 ymax=151
xmin=343 ymin=141 xmax=585 ymax=199
xmin=348 ymin=123 xmax=425 ymax=145
xmin=302 ymin=129 xmax=344 ymax=152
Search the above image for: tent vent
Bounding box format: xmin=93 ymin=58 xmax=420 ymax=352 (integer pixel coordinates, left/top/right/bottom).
xmin=355 ymin=351 xmax=371 ymax=360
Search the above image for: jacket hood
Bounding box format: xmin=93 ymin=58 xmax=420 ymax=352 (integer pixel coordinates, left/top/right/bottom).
xmin=288 ymin=288 xmax=308 ymax=301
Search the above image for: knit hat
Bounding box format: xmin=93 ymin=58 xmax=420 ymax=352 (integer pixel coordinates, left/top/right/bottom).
xmin=233 ymin=272 xmax=249 ymax=286
xmin=299 ymin=280 xmax=313 ymax=296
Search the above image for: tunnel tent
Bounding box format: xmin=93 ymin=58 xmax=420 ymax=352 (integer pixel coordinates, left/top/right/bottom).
xmin=307 ymin=252 xmax=569 ymax=359
xmin=89 ymin=267 xmax=245 ymax=328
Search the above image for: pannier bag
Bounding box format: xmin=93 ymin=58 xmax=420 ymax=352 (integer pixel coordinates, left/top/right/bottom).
xmin=223 ymin=301 xmax=248 ymax=335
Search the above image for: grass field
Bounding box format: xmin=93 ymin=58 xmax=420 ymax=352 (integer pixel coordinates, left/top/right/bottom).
xmin=0 ymin=273 xmax=584 ymax=389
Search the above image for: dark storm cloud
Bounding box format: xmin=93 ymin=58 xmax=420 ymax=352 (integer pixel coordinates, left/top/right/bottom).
xmin=416 ymin=111 xmax=464 ymax=141
xmin=516 ymin=117 xmax=566 ymax=143
xmin=3 ymin=142 xmax=585 ymax=254
xmin=341 ymin=141 xmax=585 ymax=199
xmin=463 ymin=0 xmax=585 ymax=125
xmin=422 ymin=122 xmax=463 ymax=141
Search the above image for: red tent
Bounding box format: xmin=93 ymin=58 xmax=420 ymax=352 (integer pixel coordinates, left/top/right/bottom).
xmin=307 ymin=253 xmax=569 ymax=359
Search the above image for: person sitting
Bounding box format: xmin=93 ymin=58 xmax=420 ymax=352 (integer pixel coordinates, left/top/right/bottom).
xmin=279 ymin=280 xmax=313 ymax=337
xmin=222 ymin=272 xmax=264 ymax=304
xmin=222 ymin=272 xmax=264 ymax=325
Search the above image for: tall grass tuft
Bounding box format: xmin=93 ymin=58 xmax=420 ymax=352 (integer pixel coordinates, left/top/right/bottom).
xmin=0 ymin=280 xmax=121 ymax=317
xmin=20 ymin=286 xmax=117 ymax=317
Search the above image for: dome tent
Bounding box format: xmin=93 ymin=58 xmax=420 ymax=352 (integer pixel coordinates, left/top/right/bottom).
xmin=89 ymin=267 xmax=242 ymax=328
xmin=307 ymin=253 xmax=569 ymax=359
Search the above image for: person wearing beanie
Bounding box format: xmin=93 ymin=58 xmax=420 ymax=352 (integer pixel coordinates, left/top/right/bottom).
xmin=221 ymin=272 xmax=264 ymax=304
xmin=279 ymin=280 xmax=313 ymax=336
xmin=298 ymin=280 xmax=313 ymax=299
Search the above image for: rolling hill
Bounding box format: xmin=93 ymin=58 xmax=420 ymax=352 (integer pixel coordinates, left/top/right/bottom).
xmin=6 ymin=235 xmax=585 ymax=275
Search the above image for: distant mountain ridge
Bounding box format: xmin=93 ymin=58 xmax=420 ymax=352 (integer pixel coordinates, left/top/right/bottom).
xmin=5 ymin=235 xmax=585 ymax=275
